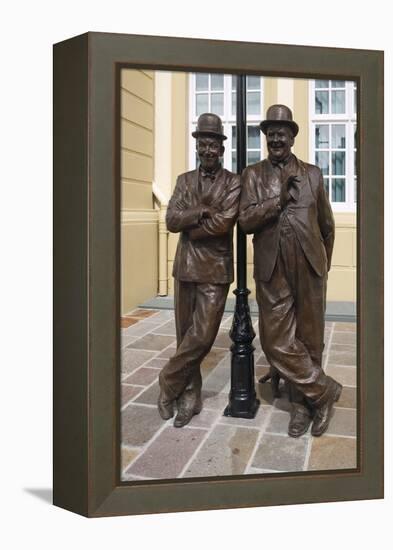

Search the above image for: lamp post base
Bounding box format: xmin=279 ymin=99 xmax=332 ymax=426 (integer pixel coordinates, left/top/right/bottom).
xmin=223 ymin=288 xmax=260 ymax=418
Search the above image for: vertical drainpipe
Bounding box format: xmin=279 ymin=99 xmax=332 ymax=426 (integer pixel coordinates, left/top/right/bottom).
xmin=157 ymin=200 xmax=168 ymax=296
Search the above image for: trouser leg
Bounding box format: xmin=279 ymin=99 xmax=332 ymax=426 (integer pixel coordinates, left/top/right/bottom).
xmin=159 ymin=282 xmax=229 ymax=399
xmin=256 ymin=251 xmax=334 ymax=406
xmin=173 ymin=280 xmax=202 ymax=395
xmin=291 ymin=249 xmax=327 ymax=407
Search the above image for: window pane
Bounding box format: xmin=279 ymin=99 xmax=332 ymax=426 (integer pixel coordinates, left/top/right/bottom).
xmin=232 ymin=152 xmax=237 ymax=173
xmin=232 ymin=91 xmax=236 ymax=116
xmin=211 ymin=93 xmax=224 ymax=116
xmin=247 ymin=150 xmax=261 ymax=165
xmin=332 ymin=178 xmax=346 ymax=202
xmin=232 ymin=76 xmax=236 ymax=91
xmin=247 ymin=126 xmax=260 ymax=149
xmin=323 ymin=177 xmax=330 ymax=197
xmin=196 ymin=94 xmax=209 ymax=115
xmin=247 ymin=92 xmax=261 ymax=115
xmin=247 ymin=76 xmax=260 ymax=90
xmin=315 ymin=79 xmax=329 ymax=88
xmin=195 ymin=74 xmax=209 ymax=91
xmin=332 ymin=90 xmax=345 ymax=114
xmin=315 ymin=91 xmax=329 ymax=114
xmin=316 ymin=151 xmax=329 ymax=175
xmin=332 ymin=124 xmax=346 ymax=149
xmin=315 ymin=125 xmax=329 ymax=148
xmin=331 ymin=80 xmax=345 ymax=88
xmin=332 ymin=151 xmax=345 ymax=175
xmin=211 ymin=74 xmax=224 ymax=91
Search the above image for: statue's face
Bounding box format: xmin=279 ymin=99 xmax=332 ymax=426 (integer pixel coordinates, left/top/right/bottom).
xmin=196 ymin=136 xmax=224 ymax=172
xmin=266 ymin=124 xmax=294 ymax=163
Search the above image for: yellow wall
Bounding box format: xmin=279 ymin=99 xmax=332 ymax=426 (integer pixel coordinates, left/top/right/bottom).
xmin=121 ymin=69 xmax=158 ymax=314
xmin=167 ymin=73 xmax=188 ymax=296
xmin=328 ymin=213 xmax=356 ymax=301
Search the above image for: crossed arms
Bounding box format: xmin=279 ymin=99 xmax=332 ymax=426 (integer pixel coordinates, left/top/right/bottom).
xmin=166 ymin=173 xmax=241 ymax=240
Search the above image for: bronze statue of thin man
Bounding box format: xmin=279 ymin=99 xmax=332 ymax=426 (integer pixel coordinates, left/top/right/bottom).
xmin=158 ymin=113 xmax=241 ymax=427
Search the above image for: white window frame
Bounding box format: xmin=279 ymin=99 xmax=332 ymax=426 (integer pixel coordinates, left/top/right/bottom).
xmin=309 ymin=80 xmax=357 ymax=213
xmin=189 ymin=73 xmax=264 ymax=172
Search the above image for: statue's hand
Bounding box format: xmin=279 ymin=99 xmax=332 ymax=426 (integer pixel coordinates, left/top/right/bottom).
xmin=280 ymin=179 xmax=291 ymax=207
xmin=287 ymin=175 xmax=300 ymax=191
xmin=175 ymin=198 xmax=189 ymax=210
xmin=280 ymin=175 xmax=299 ymax=206
xmin=200 ymin=205 xmax=217 ymax=219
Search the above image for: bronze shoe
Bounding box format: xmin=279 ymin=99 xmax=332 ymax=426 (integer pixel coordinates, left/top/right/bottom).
xmin=288 ymin=404 xmax=312 ymax=438
xmin=157 ymin=374 xmax=176 ymax=420
xmin=311 ymin=382 xmax=343 ymax=437
xmin=259 ymin=366 xmax=281 ymax=398
xmin=174 ymin=391 xmax=202 ymax=428
xmin=157 ymin=389 xmax=175 ymax=420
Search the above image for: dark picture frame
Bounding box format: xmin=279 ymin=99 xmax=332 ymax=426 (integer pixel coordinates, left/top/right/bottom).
xmin=53 ymin=32 xmax=383 ymax=517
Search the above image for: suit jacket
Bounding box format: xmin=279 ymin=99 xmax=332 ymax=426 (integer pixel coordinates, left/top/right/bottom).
xmin=166 ymin=167 xmax=241 ymax=283
xmin=239 ymin=156 xmax=335 ymax=282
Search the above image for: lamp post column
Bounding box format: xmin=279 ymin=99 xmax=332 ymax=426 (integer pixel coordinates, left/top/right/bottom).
xmin=224 ymin=75 xmax=260 ymax=419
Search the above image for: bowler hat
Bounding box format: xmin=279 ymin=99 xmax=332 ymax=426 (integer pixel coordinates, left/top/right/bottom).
xmin=192 ymin=113 xmax=227 ymax=140
xmin=260 ymin=104 xmax=299 ymax=137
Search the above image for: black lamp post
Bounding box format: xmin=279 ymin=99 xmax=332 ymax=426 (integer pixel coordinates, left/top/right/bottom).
xmin=224 ymin=75 xmax=260 ymax=418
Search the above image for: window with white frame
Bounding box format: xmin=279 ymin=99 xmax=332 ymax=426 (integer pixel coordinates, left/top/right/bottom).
xmin=189 ymin=73 xmax=264 ymax=172
xmin=310 ymin=79 xmax=357 ymax=212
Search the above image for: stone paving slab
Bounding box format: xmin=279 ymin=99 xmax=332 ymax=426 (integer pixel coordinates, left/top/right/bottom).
xmin=308 ymin=436 xmax=357 ymax=470
xmin=266 ymin=411 xmax=294 ymax=436
xmin=328 ymin=350 xmax=356 ymax=366
xmin=147 ymin=310 xmax=175 ymax=322
xmin=134 ymin=380 xmax=160 ymax=406
xmin=326 ymin=365 xmax=357 ymax=386
xmin=183 ymin=425 xmax=259 ymax=478
xmin=219 ymin=405 xmax=269 ymax=429
xmin=121 ymin=349 xmax=157 ymax=376
xmin=121 ymin=331 xmax=138 ymax=348
xmin=123 ymin=320 xmax=165 ymax=338
xmin=127 ymin=308 xmax=160 ymax=319
xmin=123 ymin=366 xmax=161 ymax=386
xmin=121 ymin=317 xmax=139 ymax=328
xmin=334 ymin=322 xmax=356 ymax=332
xmin=203 ymin=365 xmax=232 ymax=393
xmin=202 ymin=390 xmax=231 ymax=411
xmin=127 ymin=333 xmax=176 ymax=352
xmin=326 ymin=408 xmax=356 ymax=437
xmin=121 ymin=447 xmax=139 ymax=472
xmin=213 ymin=330 xmax=232 ymax=349
xmin=122 ymin=385 xmax=144 ymax=406
xmin=331 ymin=332 xmax=356 ymax=346
xmin=330 ymin=343 xmax=357 ymax=353
xmin=252 ymin=434 xmax=308 ymax=472
xmin=184 ymin=407 xmax=221 ymax=429
xmin=338 ymin=386 xmax=357 ymax=408
xmin=156 ymin=344 xmax=177 ymax=359
xmin=122 ymin=403 xmax=163 ymax=447
xmin=152 ymin=320 xmax=177 ymax=336
xmin=127 ymin=426 xmax=207 ymax=479
xmin=201 ymin=348 xmax=228 ymax=378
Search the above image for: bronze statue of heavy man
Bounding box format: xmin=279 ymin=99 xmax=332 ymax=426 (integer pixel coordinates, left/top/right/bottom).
xmin=239 ymin=104 xmax=342 ymax=438
xmin=158 ymin=113 xmax=241 ymax=427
